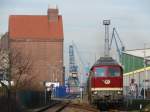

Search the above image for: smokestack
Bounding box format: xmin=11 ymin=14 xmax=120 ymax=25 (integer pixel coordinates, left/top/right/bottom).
xmin=47 ymin=5 xmax=59 ymax=22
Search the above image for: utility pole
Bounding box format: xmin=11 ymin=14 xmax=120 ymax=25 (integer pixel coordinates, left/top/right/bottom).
xmin=143 ymin=43 xmax=147 ymax=99
xmin=103 ymin=20 xmax=110 ymax=57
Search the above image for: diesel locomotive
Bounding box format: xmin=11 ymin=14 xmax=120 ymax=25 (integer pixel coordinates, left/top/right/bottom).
xmin=87 ymin=57 xmax=123 ymax=105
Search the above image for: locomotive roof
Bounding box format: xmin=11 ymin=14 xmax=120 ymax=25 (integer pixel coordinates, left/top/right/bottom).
xmin=93 ymin=57 xmax=119 ymax=66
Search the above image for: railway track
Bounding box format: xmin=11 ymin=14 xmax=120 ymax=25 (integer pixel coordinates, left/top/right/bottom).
xmin=66 ymin=103 xmax=99 ymax=112
xmin=39 ymin=100 xmax=128 ymax=112
xmin=35 ymin=100 xmax=62 ymax=112
xmin=42 ymin=101 xmax=70 ymax=112
xmin=42 ymin=101 xmax=99 ymax=112
xmin=55 ymin=101 xmax=71 ymax=112
xmin=38 ymin=94 xmax=127 ymax=112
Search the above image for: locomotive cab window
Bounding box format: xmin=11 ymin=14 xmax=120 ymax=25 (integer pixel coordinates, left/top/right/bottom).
xmin=107 ymin=67 xmax=121 ymax=77
xmin=94 ymin=67 xmax=106 ymax=77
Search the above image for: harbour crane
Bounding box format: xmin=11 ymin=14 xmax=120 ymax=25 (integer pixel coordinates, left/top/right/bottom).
xmin=67 ymin=44 xmax=80 ymax=93
xmin=109 ymin=27 xmax=125 ymax=63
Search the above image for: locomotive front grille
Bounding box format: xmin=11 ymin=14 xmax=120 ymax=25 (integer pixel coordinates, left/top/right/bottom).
xmin=91 ymin=89 xmax=123 ymax=101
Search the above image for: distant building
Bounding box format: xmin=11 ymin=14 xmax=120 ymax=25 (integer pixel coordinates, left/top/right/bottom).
xmin=1 ymin=8 xmax=64 ymax=90
xmin=0 ymin=33 xmax=9 ymax=50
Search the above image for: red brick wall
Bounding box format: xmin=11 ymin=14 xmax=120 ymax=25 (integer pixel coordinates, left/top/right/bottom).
xmin=10 ymin=39 xmax=64 ymax=90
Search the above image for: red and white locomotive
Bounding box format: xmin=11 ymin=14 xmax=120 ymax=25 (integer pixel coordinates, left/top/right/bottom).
xmin=87 ymin=57 xmax=123 ymax=105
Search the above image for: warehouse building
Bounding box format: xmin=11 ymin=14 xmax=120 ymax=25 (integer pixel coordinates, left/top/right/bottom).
xmin=121 ymin=48 xmax=150 ymax=73
xmin=1 ymin=7 xmax=64 ymax=90
xmin=122 ymin=49 xmax=150 ymax=98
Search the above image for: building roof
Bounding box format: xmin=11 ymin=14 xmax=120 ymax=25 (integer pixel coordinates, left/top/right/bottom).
xmin=9 ymin=14 xmax=63 ymax=40
xmin=123 ymin=48 xmax=150 ymax=60
xmin=93 ymin=57 xmax=119 ymax=67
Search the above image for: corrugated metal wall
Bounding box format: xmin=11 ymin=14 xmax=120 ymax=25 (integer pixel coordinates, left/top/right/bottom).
xmin=123 ymin=67 xmax=150 ymax=98
xmin=121 ymin=53 xmax=144 ymax=73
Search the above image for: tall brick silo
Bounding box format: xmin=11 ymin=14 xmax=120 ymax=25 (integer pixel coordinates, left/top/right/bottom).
xmin=8 ymin=7 xmax=64 ymax=90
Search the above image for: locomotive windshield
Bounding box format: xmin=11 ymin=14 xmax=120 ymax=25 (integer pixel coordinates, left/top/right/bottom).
xmin=107 ymin=67 xmax=121 ymax=77
xmin=94 ymin=66 xmax=121 ymax=77
xmin=95 ymin=67 xmax=106 ymax=77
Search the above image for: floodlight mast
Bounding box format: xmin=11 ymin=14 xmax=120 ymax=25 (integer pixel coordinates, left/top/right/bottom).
xmin=103 ymin=20 xmax=110 ymax=57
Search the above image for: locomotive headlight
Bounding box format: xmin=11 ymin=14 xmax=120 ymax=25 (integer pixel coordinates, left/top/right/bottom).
xmin=117 ymin=91 xmax=122 ymax=95
xmin=93 ymin=91 xmax=98 ymax=94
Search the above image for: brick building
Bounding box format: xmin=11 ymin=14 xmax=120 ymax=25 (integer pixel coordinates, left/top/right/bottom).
xmin=4 ymin=7 xmax=64 ymax=90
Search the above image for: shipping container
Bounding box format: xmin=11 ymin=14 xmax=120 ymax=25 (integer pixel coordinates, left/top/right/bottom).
xmin=55 ymin=86 xmax=67 ymax=97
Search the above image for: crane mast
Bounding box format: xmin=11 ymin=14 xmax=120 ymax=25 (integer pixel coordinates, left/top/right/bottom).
xmin=69 ymin=45 xmax=77 ymax=73
xmin=68 ymin=45 xmax=79 ymax=93
xmin=103 ymin=20 xmax=110 ymax=57
xmin=103 ymin=20 xmax=125 ymax=63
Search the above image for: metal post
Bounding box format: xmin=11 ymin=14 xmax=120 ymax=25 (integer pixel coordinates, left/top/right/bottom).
xmin=80 ymin=71 xmax=83 ymax=102
xmin=8 ymin=49 xmax=11 ymax=112
xmin=143 ymin=43 xmax=147 ymax=99
xmin=45 ymin=88 xmax=47 ymax=104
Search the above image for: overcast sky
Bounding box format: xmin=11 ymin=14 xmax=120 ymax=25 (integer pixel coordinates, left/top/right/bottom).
xmin=1 ymin=0 xmax=150 ymax=67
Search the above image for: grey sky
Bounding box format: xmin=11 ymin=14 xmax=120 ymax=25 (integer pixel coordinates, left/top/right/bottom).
xmin=0 ymin=0 xmax=150 ymax=67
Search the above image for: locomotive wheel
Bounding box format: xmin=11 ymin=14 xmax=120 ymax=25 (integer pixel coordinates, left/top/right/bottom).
xmin=88 ymin=94 xmax=94 ymax=104
xmin=98 ymin=102 xmax=109 ymax=111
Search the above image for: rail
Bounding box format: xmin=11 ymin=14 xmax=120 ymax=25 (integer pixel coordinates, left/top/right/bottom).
xmin=41 ymin=101 xmax=99 ymax=112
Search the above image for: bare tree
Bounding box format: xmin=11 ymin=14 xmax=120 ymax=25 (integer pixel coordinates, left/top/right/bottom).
xmin=0 ymin=48 xmax=36 ymax=112
xmin=0 ymin=48 xmax=35 ymax=90
xmin=0 ymin=50 xmax=9 ymax=89
xmin=10 ymin=48 xmax=35 ymax=91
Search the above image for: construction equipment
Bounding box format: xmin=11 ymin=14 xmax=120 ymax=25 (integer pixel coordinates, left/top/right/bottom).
xmin=109 ymin=27 xmax=125 ymax=62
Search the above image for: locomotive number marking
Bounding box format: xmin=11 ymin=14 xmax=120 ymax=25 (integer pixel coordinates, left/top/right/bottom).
xmin=102 ymin=80 xmax=111 ymax=85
